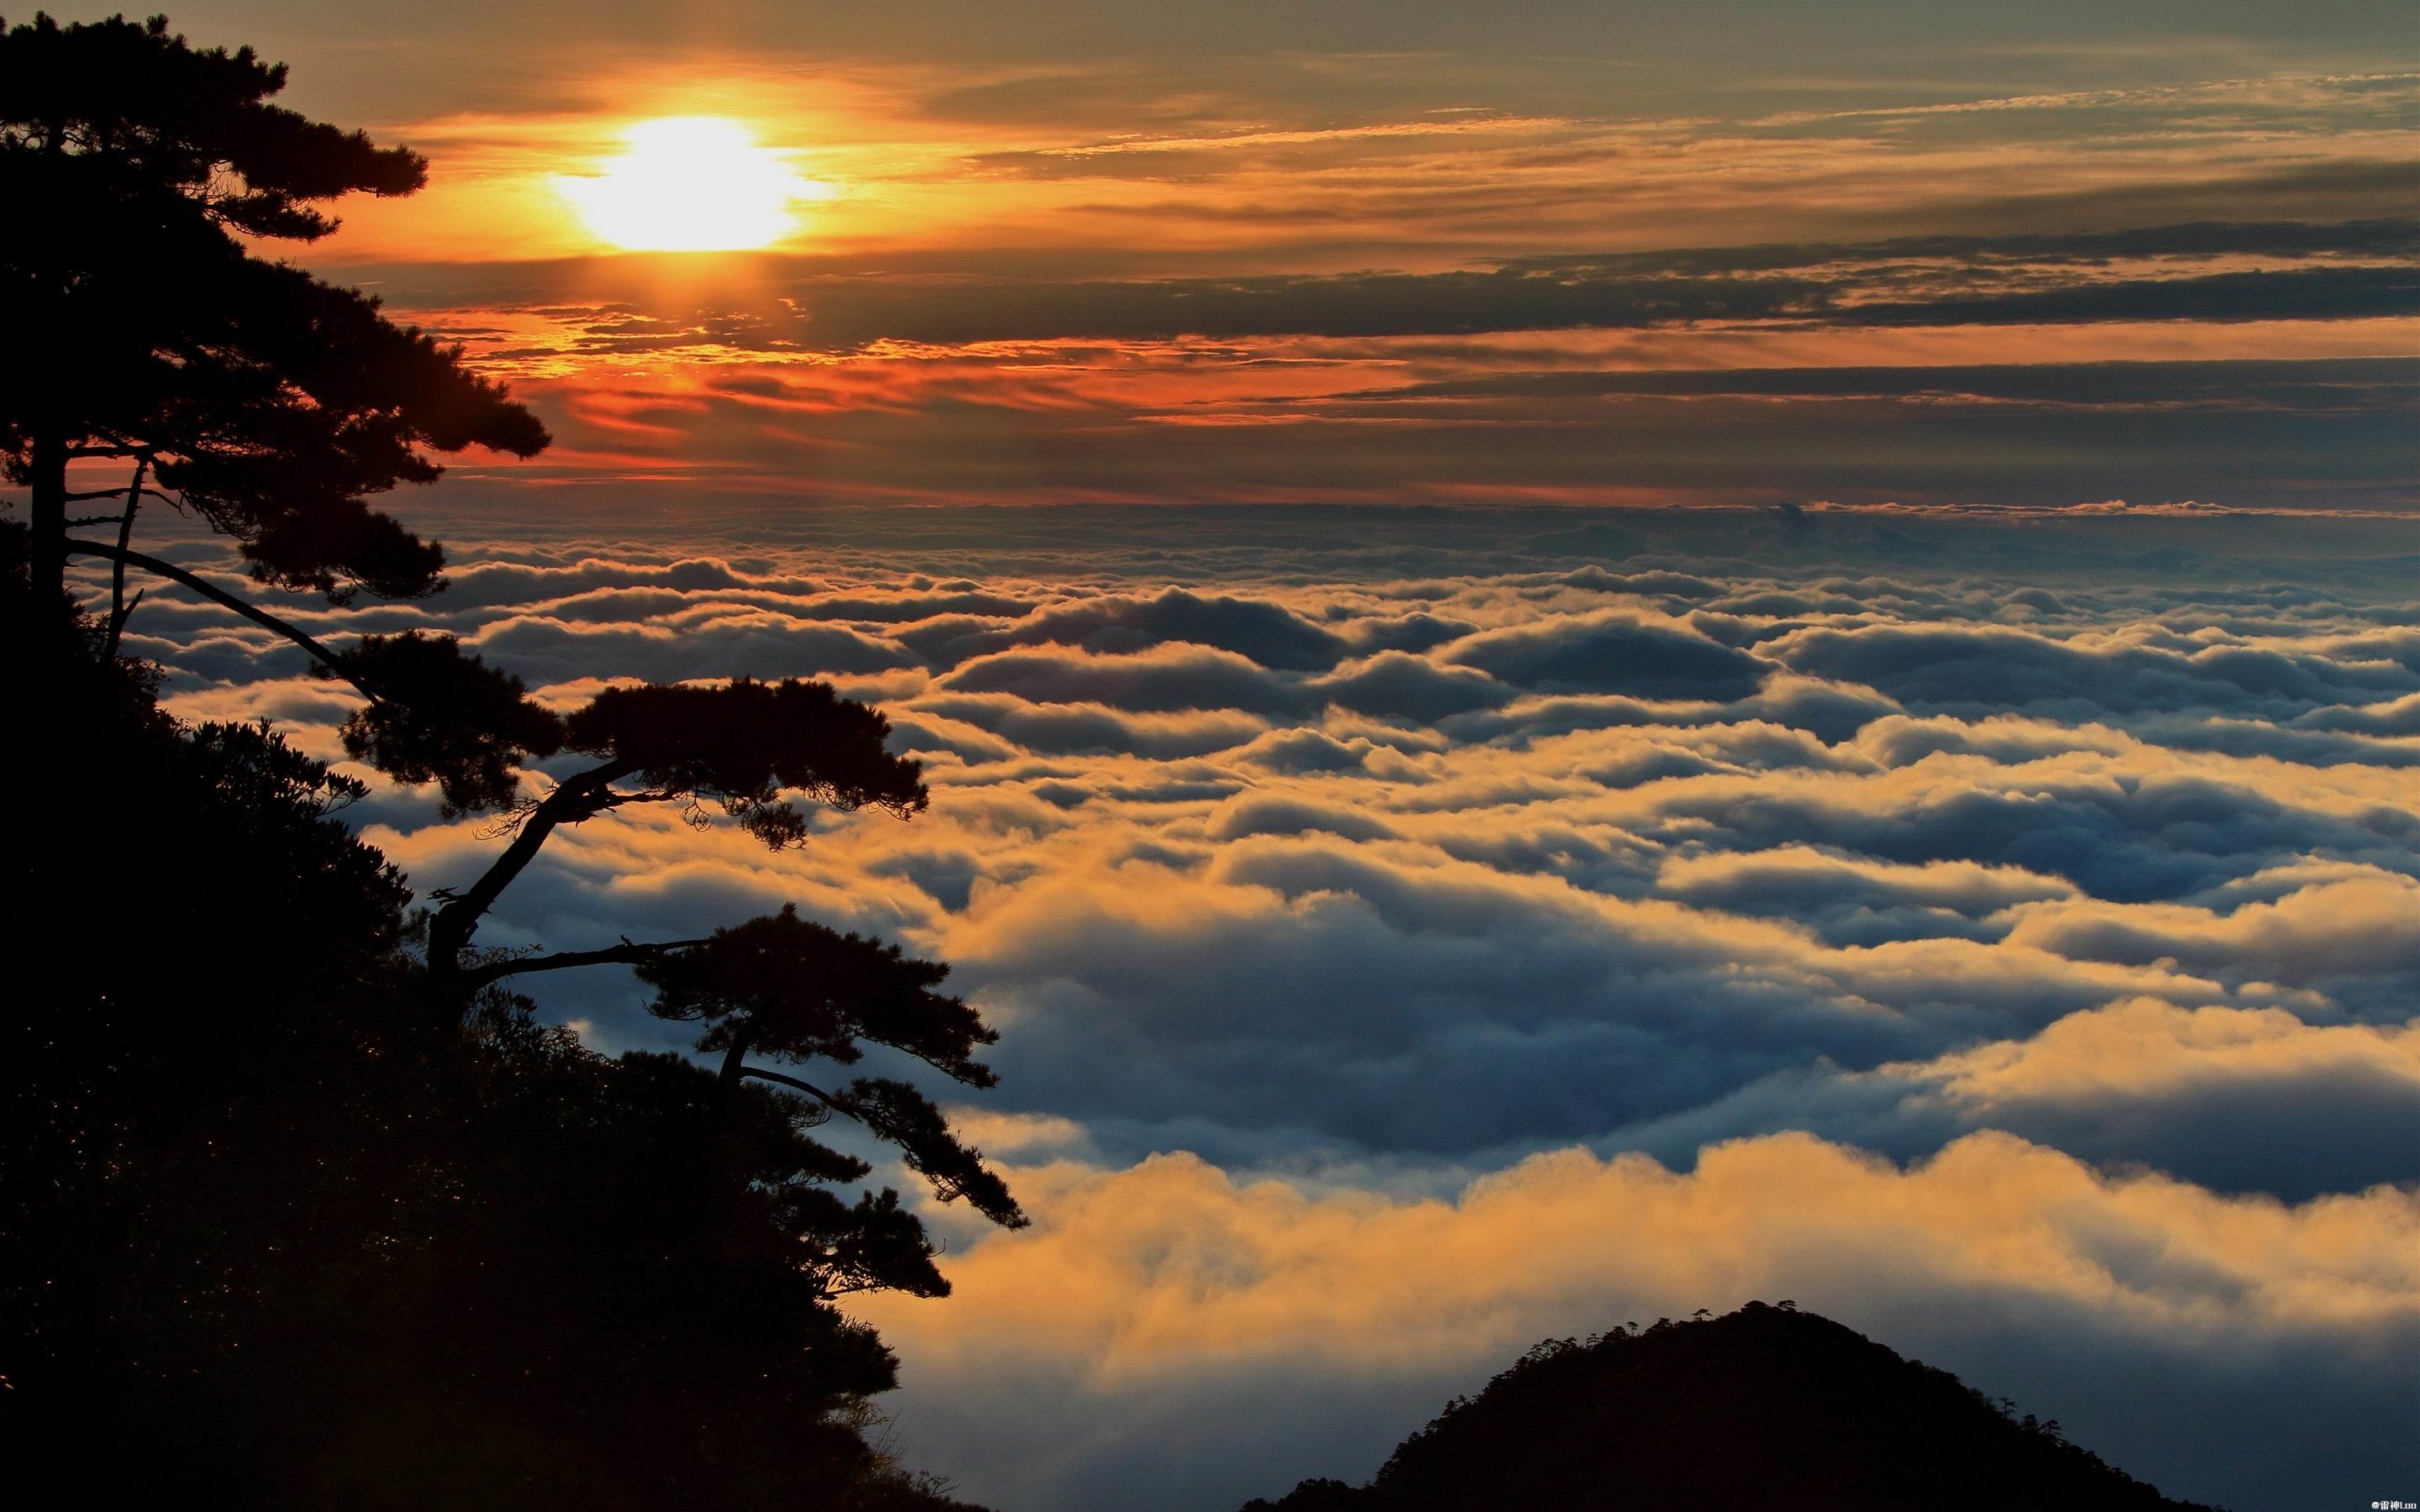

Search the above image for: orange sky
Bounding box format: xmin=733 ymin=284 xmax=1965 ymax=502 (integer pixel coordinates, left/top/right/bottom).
xmin=113 ymin=0 xmax=2404 ymax=512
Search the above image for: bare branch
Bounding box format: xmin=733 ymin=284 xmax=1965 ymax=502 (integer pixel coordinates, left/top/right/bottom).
xmin=66 ymin=488 xmax=178 ymax=511
xmin=734 ymin=1070 xmax=917 ymax=1158
xmin=598 ymin=787 xmax=687 ymax=809
xmin=63 ymin=537 xmax=371 ymax=697
xmin=740 ymin=1065 xmax=855 ymax=1115
xmin=108 ymin=588 xmax=146 ymax=648
xmin=474 ymin=795 xmax=544 ymax=843
xmin=457 ymin=937 xmax=712 ymax=991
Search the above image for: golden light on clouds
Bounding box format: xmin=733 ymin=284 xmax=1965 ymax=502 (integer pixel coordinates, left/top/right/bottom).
xmin=558 ymin=116 xmax=830 ymax=251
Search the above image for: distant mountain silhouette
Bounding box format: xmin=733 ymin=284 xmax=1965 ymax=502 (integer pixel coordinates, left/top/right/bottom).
xmin=1242 ymin=1303 xmax=2219 ymax=1512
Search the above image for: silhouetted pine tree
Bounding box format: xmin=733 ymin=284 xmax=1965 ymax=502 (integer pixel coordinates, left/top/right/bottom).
xmin=1 ymin=12 xmax=544 ymax=606
xmin=1 ymin=14 xmax=1015 ymax=1507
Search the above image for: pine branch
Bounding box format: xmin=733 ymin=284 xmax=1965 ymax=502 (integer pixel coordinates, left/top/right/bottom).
xmin=63 ymin=537 xmax=371 ymax=696
xmin=739 ymin=1065 xmax=856 ymax=1115
xmin=456 ymin=937 xmax=712 ymax=991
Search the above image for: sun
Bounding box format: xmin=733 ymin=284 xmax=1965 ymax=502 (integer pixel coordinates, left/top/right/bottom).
xmin=560 ymin=117 xmax=823 ymax=252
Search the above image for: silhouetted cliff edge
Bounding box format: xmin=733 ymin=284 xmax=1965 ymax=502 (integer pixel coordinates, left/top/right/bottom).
xmin=1242 ymin=1302 xmax=2220 ymax=1512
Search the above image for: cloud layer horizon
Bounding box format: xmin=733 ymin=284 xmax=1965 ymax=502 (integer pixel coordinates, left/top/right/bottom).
xmin=90 ymin=501 xmax=2420 ymax=1510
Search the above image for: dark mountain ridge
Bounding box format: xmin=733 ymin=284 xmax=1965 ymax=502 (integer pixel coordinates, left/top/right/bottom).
xmin=1243 ymin=1302 xmax=2219 ymax=1512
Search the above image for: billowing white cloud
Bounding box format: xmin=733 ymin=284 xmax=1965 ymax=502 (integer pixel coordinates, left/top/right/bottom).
xmin=860 ymin=1130 xmax=2420 ymax=1511
xmin=97 ymin=506 xmax=2420 ymax=1512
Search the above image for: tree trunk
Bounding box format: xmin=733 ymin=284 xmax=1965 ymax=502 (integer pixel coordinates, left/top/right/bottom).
xmin=424 ymin=759 xmax=635 ymax=988
xmin=29 ymin=425 xmax=68 ymax=602
xmin=718 ymin=1029 xmax=756 ymax=1089
xmin=103 ymin=459 xmax=147 ymax=657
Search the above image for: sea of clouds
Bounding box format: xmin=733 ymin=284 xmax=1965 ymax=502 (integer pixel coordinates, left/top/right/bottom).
xmin=101 ymin=502 xmax=2420 ymax=1511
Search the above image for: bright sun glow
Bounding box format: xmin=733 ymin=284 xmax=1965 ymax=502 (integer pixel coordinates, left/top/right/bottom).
xmin=559 ymin=117 xmax=823 ymax=251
